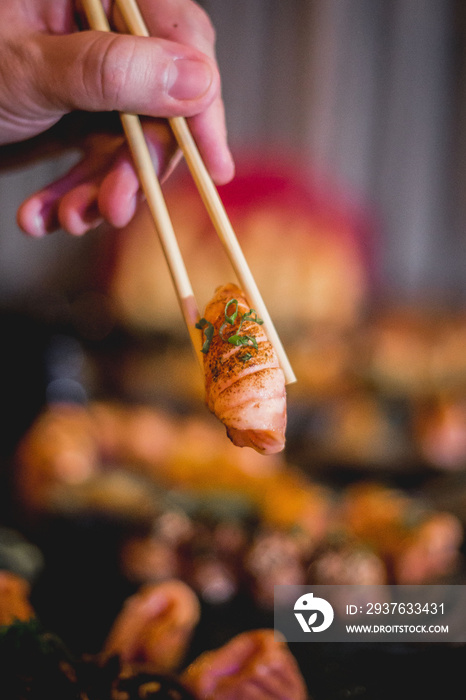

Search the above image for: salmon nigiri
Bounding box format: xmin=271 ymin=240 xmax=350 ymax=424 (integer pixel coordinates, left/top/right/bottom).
xmin=197 ymin=283 xmax=286 ymax=454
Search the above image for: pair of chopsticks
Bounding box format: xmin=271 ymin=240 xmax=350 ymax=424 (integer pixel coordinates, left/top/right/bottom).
xmin=81 ymin=0 xmax=296 ymax=385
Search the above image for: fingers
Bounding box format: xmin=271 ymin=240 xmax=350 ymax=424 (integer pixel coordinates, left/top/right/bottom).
xmin=17 ymin=152 xmax=111 ymax=237
xmin=58 ymin=182 xmax=104 ymax=235
xmin=38 ymin=27 xmax=234 ymax=184
xmin=97 ymin=117 xmax=180 ymax=228
xmin=97 ymin=159 xmax=141 ymax=230
xmin=37 ymin=31 xmax=218 ymax=118
xmin=17 ymin=119 xmax=178 ymax=237
xmin=19 ymin=158 xmax=137 ymax=236
xmin=187 ymin=100 xmax=235 ymax=185
xmin=15 ymin=0 xmax=234 ymax=238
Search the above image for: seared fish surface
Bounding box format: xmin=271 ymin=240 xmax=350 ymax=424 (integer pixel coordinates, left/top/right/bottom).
xmin=200 ymin=283 xmax=286 ymax=454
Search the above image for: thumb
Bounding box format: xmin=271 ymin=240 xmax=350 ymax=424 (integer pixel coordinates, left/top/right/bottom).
xmin=35 ymin=30 xmax=218 ymax=117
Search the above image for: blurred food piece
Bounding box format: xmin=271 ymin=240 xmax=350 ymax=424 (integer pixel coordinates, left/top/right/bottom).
xmin=15 ymin=401 xmax=325 ymax=535
xmin=0 ymin=570 xmax=307 ymax=698
xmin=414 ymin=395 xmax=466 ymax=471
xmin=0 ymin=571 xmax=35 ymax=626
xmin=307 ymin=532 xmax=387 ymax=586
xmin=102 ymin=580 xmax=201 ymax=674
xmin=341 ymin=482 xmax=463 ymax=584
xmin=14 ymin=401 xmax=463 ymax=604
xmin=182 ymin=629 xmax=308 ymax=700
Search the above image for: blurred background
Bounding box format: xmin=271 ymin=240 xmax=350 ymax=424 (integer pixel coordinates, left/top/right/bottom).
xmin=1 ymin=0 xmax=466 ymax=303
xmin=2 ymin=1 xmax=466 ymax=698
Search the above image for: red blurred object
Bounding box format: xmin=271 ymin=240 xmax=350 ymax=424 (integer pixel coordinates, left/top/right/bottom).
xmin=103 ymin=151 xmax=375 ymax=333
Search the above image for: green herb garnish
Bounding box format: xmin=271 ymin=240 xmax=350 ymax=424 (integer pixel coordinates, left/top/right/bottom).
xmin=195 ymin=317 xmax=215 ymax=353
xmin=199 ymin=298 xmax=264 ymax=358
xmin=221 ymin=299 xmax=264 ymax=348
xmin=227 ymin=334 xmax=259 ymax=349
xmin=219 ymin=299 xmax=239 ymax=340
xmin=224 ymin=299 xmax=239 ymax=324
xmin=241 ymin=309 xmax=264 ymax=326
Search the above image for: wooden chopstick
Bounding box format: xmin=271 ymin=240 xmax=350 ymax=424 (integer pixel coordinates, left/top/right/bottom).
xmin=114 ymin=0 xmax=296 ymax=386
xmin=81 ymin=0 xmax=204 ymax=371
xmin=82 ymin=0 xmax=296 ymax=385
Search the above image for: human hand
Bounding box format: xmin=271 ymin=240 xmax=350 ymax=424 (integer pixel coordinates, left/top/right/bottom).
xmin=4 ymin=0 xmax=234 ymax=236
xmin=182 ymin=629 xmax=308 ymax=700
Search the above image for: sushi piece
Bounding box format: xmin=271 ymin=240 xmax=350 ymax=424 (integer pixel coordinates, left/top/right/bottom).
xmin=198 ymin=283 xmax=286 ymax=454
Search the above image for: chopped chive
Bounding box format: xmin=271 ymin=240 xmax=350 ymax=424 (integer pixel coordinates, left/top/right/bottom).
xmin=197 ymin=299 xmax=264 ymax=355
xmin=241 ymin=309 xmax=264 ymax=326
xmin=227 ymin=334 xmax=258 ymax=349
xmin=224 ymin=299 xmax=239 ymax=324
xmin=195 ymin=318 xmax=215 ymax=353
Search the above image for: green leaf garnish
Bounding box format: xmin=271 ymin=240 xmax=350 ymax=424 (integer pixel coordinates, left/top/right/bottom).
xmin=241 ymin=309 xmax=264 ymax=326
xmin=198 ymin=298 xmax=264 ymax=356
xmin=227 ymin=334 xmax=259 ymax=349
xmin=227 ymin=334 xmax=248 ymax=346
xmin=220 ymin=299 xmax=239 ymax=340
xmin=224 ymin=299 xmax=239 ymax=324
xmin=195 ymin=318 xmax=215 ymax=353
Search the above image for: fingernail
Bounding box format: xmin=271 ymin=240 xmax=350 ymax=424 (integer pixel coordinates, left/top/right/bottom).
xmin=167 ymin=58 xmax=213 ymax=100
xmin=31 ymin=213 xmax=47 ymax=237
